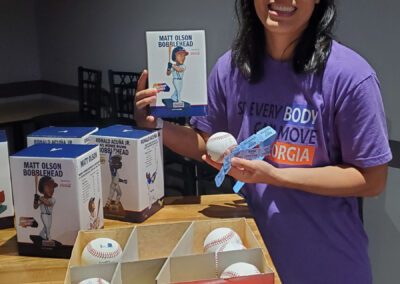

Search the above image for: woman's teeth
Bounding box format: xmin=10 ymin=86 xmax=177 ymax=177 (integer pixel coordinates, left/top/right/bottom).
xmin=269 ymin=4 xmax=296 ymax=13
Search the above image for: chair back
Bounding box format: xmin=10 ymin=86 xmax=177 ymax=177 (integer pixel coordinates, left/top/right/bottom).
xmin=78 ymin=66 xmax=103 ymax=119
xmin=108 ymin=70 xmax=140 ymax=121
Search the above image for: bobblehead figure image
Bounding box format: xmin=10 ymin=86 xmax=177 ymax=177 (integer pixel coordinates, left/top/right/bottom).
xmin=31 ymin=176 xmax=61 ymax=247
xmin=166 ymin=46 xmax=189 ymax=103
xmin=104 ymin=152 xmax=127 ymax=217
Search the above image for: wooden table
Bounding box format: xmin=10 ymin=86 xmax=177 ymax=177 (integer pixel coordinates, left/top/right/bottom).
xmin=0 ymin=194 xmax=281 ymax=284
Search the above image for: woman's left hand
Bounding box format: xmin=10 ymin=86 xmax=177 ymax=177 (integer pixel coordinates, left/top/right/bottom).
xmin=202 ymin=154 xmax=278 ymax=185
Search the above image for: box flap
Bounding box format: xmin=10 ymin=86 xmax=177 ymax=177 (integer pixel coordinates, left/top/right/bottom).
xmin=93 ymin=125 xmax=156 ymax=139
xmin=12 ymin=144 xmax=97 ymax=158
xmin=28 ymin=127 xmax=98 ymax=138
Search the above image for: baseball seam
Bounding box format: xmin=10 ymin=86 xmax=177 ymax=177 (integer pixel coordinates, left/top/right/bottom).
xmin=87 ymin=242 xmax=122 ymax=260
xmin=204 ymin=230 xmax=235 ymax=252
xmin=208 ymin=134 xmax=233 ymax=142
xmin=221 ymin=271 xmax=240 ymax=278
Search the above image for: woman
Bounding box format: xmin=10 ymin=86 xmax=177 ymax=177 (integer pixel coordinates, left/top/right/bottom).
xmin=135 ymin=1 xmax=392 ymax=283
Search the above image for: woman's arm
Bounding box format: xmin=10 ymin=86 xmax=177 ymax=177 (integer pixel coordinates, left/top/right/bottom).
xmin=163 ymin=123 xmax=209 ymax=161
xmin=203 ymin=155 xmax=388 ymax=197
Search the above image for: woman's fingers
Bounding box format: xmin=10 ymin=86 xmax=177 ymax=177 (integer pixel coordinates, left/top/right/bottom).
xmin=135 ymin=93 xmax=157 ymax=110
xmin=136 ymin=70 xmax=148 ymax=92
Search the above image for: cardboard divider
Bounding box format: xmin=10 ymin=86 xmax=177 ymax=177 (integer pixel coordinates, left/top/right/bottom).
xmin=122 ymin=221 xmax=191 ymax=262
xmin=156 ymin=248 xmax=274 ymax=284
xmin=69 ymin=226 xmax=134 ymax=266
xmin=111 ymin=258 xmax=167 ymax=284
xmin=65 ymin=226 xmax=135 ymax=284
xmin=156 ymin=253 xmax=217 ymax=284
xmin=216 ymin=248 xmax=273 ymax=277
xmin=69 ymin=263 xmax=117 ymax=284
xmin=171 ymin=218 xmax=261 ymax=257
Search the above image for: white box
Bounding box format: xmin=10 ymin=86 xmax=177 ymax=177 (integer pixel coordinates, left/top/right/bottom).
xmin=147 ymin=30 xmax=207 ymax=118
xmin=0 ymin=130 xmax=14 ymax=229
xmin=89 ymin=125 xmax=164 ymax=222
xmin=27 ymin=126 xmax=98 ymax=146
xmin=10 ymin=144 xmax=103 ymax=257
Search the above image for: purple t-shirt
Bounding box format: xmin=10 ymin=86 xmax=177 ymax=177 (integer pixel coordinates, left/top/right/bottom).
xmin=190 ymin=41 xmax=392 ymax=284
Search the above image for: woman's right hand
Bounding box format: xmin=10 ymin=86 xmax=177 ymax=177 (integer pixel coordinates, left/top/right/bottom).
xmin=134 ymin=70 xmax=158 ymax=128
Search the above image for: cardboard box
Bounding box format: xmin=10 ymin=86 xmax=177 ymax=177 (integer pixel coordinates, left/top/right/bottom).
xmin=27 ymin=126 xmax=98 ymax=146
xmin=68 ymin=226 xmax=135 ymax=268
xmin=89 ymin=125 xmax=164 ymax=222
xmin=170 ymin=218 xmax=262 ymax=257
xmin=157 ymin=248 xmax=274 ymax=284
xmin=121 ymin=221 xmax=192 ymax=262
xmin=65 ymin=219 xmax=275 ymax=284
xmin=10 ymin=144 xmax=103 ymax=258
xmin=146 ymin=30 xmax=207 ymax=118
xmin=0 ymin=130 xmax=14 ymax=229
xmin=69 ymin=263 xmax=118 ymax=284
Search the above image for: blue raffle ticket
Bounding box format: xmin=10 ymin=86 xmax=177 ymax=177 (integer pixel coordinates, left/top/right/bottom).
xmin=215 ymin=126 xmax=277 ymax=193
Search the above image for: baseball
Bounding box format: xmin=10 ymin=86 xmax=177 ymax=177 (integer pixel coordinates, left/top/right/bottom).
xmin=81 ymin=237 xmax=122 ymax=265
xmin=220 ymin=262 xmax=261 ymax=279
xmin=78 ymin=278 xmax=110 ymax=284
xmin=203 ymin=227 xmax=243 ymax=253
xmin=206 ymin=132 xmax=237 ymax=163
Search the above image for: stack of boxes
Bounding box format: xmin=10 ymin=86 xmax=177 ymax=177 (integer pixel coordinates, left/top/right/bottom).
xmin=26 ymin=126 xmax=98 ymax=146
xmin=6 ymin=125 xmax=164 ymax=258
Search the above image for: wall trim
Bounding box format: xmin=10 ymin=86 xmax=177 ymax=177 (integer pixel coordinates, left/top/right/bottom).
xmin=0 ymin=80 xmax=78 ymax=100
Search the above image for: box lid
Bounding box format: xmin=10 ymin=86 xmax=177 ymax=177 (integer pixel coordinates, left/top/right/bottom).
xmin=0 ymin=130 xmax=6 ymax=142
xmin=12 ymin=144 xmax=97 ymax=158
xmin=93 ymin=124 xmax=156 ymax=139
xmin=28 ymin=126 xmax=97 ymax=138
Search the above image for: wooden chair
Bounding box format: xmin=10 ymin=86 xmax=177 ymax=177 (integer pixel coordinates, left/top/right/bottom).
xmin=108 ymin=70 xmax=140 ymax=125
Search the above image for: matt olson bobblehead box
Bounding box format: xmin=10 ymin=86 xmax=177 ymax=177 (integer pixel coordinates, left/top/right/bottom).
xmin=0 ymin=130 xmax=14 ymax=229
xmin=88 ymin=124 xmax=164 ymax=222
xmin=146 ymin=30 xmax=207 ymax=118
xmin=10 ymin=144 xmax=103 ymax=258
xmin=27 ymin=126 xmax=98 ymax=146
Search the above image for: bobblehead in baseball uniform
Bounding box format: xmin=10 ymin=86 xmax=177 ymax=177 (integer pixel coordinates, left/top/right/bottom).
xmin=162 ymin=46 xmax=191 ymax=109
xmin=88 ymin=197 xmax=100 ymax=230
xmin=31 ymin=176 xmax=61 ymax=247
xmin=104 ymin=152 xmax=127 ymax=217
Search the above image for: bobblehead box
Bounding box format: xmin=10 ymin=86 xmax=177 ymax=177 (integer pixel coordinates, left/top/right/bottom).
xmin=10 ymin=144 xmax=104 ymax=258
xmin=146 ymin=30 xmax=207 ymax=118
xmin=0 ymin=130 xmax=14 ymax=229
xmin=27 ymin=126 xmax=98 ymax=146
xmin=88 ymin=125 xmax=164 ymax=222
xmin=65 ymin=218 xmax=274 ymax=284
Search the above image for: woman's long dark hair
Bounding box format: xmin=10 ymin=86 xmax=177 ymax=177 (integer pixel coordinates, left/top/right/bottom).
xmin=231 ymin=0 xmax=336 ymax=83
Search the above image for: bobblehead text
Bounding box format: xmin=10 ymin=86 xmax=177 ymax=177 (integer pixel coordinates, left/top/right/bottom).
xmin=23 ymin=162 xmax=63 ymax=177
xmin=157 ymin=34 xmax=193 ymax=48
xmin=95 ymin=137 xmax=129 ymax=156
